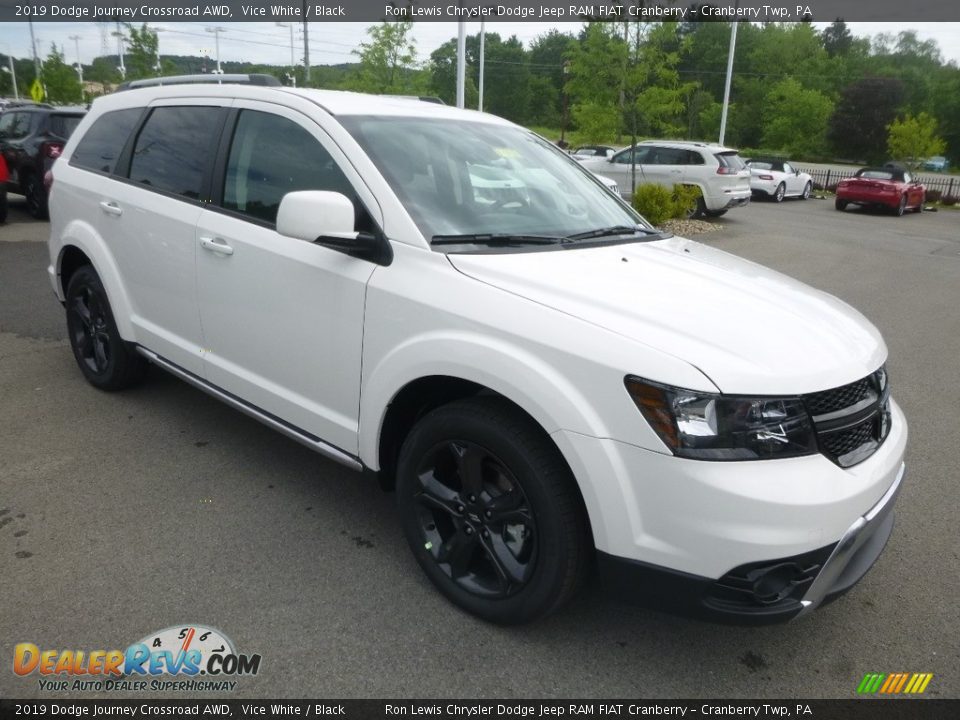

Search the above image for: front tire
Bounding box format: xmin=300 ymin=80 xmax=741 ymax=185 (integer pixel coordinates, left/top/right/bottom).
xmin=396 ymin=397 xmax=590 ymax=624
xmin=801 ymin=181 xmax=812 ymax=200
xmin=65 ymin=265 xmax=146 ymax=391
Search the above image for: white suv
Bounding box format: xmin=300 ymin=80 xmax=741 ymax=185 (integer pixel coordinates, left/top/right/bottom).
xmin=48 ymin=77 xmax=906 ymax=624
xmin=580 ymin=140 xmax=752 ymax=217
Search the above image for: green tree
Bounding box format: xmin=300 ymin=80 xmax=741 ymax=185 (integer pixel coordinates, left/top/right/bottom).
xmin=124 ymin=23 xmax=162 ymax=80
xmin=887 ymin=113 xmax=946 ymax=167
xmin=760 ymin=78 xmax=834 ymax=158
xmin=566 ymin=23 xmax=628 ymax=140
xmin=41 ymin=44 xmax=82 ymax=103
xmin=822 ymin=19 xmax=853 ymax=57
xmin=351 ymin=21 xmax=418 ymax=94
xmin=828 ymin=78 xmax=906 ymax=163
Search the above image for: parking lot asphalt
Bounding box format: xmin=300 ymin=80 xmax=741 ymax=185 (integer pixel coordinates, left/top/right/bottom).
xmin=1 ymin=193 xmax=958 ymax=699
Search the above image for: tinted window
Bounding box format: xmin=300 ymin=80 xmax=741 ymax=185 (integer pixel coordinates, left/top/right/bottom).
xmin=71 ymin=109 xmax=142 ymax=174
xmin=685 ymin=150 xmax=704 ymax=165
xmin=648 ymin=147 xmax=688 ymax=165
xmin=223 ymin=110 xmax=357 ymax=225
xmin=49 ymin=114 xmax=84 ymax=139
xmin=130 ymin=106 xmax=222 ymax=199
xmin=0 ymin=112 xmax=32 ymax=140
xmin=716 ymin=152 xmax=746 ymax=171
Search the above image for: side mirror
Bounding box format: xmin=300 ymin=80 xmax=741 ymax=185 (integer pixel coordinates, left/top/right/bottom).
xmin=276 ymin=191 xmax=392 ymax=266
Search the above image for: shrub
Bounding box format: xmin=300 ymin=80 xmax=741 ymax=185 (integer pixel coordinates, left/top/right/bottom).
xmin=925 ymin=189 xmax=942 ymax=203
xmin=941 ymin=195 xmax=958 ymax=206
xmin=631 ymin=183 xmax=702 ymax=226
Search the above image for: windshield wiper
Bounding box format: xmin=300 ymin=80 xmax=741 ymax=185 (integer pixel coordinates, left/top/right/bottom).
xmin=564 ymin=225 xmax=662 ymax=241
xmin=431 ymin=233 xmax=565 ymax=246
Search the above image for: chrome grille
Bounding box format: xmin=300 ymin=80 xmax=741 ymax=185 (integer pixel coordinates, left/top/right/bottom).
xmin=804 ymin=367 xmax=890 ymax=468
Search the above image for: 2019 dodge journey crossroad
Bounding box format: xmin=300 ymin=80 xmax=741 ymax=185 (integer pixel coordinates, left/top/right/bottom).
xmin=47 ymin=75 xmax=907 ymax=625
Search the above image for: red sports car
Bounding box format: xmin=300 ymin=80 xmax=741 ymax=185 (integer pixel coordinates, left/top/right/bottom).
xmin=835 ymin=167 xmax=925 ymax=216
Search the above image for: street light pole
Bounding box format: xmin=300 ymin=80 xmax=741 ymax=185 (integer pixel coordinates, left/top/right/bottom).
xmin=456 ymin=21 xmax=465 ymax=109
xmin=111 ymin=25 xmax=126 ymax=79
xmin=276 ymin=22 xmax=296 ymax=86
xmin=153 ymin=27 xmax=167 ymax=75
xmin=206 ymin=27 xmax=226 ymax=74
xmin=478 ymin=22 xmax=485 ymax=112
xmin=68 ymin=34 xmax=83 ymax=101
xmin=2 ymin=46 xmax=18 ymax=100
xmin=719 ymin=21 xmax=738 ymax=146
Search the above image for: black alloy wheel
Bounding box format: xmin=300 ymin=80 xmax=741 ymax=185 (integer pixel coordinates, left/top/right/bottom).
xmin=65 ymin=266 xmax=146 ymax=390
xmin=396 ymin=397 xmax=590 ymax=624
xmin=411 ymin=439 xmax=537 ymax=599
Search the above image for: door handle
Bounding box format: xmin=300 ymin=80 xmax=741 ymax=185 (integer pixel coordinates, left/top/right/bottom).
xmin=99 ymin=201 xmax=123 ymax=216
xmin=199 ymin=236 xmax=234 ymax=256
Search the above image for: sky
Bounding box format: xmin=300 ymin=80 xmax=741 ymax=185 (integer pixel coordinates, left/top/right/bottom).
xmin=0 ymin=21 xmax=957 ymax=72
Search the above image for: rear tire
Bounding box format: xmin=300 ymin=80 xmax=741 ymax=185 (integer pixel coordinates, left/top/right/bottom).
xmin=773 ymin=183 xmax=786 ymax=203
xmin=835 ymin=198 xmax=848 ymax=211
xmin=23 ymin=173 xmax=48 ymax=220
xmin=396 ymin=396 xmax=590 ymax=624
xmin=65 ymin=265 xmax=146 ymax=391
xmin=686 ymin=194 xmax=706 ymax=219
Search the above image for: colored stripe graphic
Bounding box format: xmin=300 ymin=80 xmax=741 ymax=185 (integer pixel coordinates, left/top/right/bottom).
xmin=858 ymin=672 xmax=933 ymax=694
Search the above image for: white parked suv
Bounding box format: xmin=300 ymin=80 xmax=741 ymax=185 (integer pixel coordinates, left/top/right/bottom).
xmin=579 ymin=140 xmax=752 ymax=217
xmin=48 ymin=76 xmax=906 ymax=625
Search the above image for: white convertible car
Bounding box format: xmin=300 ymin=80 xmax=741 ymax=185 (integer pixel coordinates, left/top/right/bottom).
xmin=747 ymin=158 xmax=813 ymax=202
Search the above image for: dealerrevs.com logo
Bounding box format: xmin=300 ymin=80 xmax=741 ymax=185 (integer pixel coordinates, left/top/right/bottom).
xmin=13 ymin=625 xmax=261 ymax=692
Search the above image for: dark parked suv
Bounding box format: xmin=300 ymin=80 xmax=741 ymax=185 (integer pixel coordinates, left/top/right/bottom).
xmin=0 ymin=105 xmax=86 ymax=218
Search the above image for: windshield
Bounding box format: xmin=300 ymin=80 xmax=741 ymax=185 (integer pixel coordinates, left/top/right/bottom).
xmin=340 ymin=116 xmax=646 ymax=243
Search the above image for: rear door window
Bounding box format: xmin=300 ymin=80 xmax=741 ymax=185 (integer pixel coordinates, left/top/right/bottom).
xmin=129 ymin=106 xmax=223 ymax=200
xmin=71 ymin=109 xmax=142 ymax=175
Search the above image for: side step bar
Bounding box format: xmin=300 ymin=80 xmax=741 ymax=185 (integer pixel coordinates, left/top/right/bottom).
xmin=136 ymin=347 xmax=363 ymax=472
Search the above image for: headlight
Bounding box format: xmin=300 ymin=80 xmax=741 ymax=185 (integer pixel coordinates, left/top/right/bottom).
xmin=624 ymin=376 xmax=817 ymax=461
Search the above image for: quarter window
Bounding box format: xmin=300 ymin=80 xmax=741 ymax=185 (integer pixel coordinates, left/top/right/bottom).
xmin=129 ymin=106 xmax=223 ymax=200
xmin=222 ymin=110 xmax=358 ymax=225
xmin=71 ymin=109 xmax=142 ymax=175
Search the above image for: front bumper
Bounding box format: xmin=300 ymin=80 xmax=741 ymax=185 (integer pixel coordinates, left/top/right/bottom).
xmin=597 ymin=462 xmax=904 ymax=624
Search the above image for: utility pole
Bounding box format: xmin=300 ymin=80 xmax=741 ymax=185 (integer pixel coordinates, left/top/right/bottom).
xmin=28 ymin=20 xmax=40 ymax=79
xmin=206 ymin=27 xmax=226 ymax=74
xmin=153 ymin=27 xmax=167 ymax=75
xmin=719 ymin=21 xmax=738 ymax=146
xmin=302 ymin=4 xmax=310 ymax=87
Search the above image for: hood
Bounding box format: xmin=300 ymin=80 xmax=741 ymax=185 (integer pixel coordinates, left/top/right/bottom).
xmin=448 ymin=237 xmax=886 ymax=395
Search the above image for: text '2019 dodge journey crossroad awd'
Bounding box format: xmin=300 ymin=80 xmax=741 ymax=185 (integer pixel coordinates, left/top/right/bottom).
xmin=48 ymin=75 xmax=907 ymax=625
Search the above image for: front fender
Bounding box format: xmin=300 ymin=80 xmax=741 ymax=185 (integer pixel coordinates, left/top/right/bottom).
xmin=359 ymin=331 xmax=610 ymax=471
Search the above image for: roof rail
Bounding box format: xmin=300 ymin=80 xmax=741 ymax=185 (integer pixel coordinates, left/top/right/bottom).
xmin=117 ymin=74 xmax=282 ymax=91
xmin=383 ymin=95 xmax=447 ymax=105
